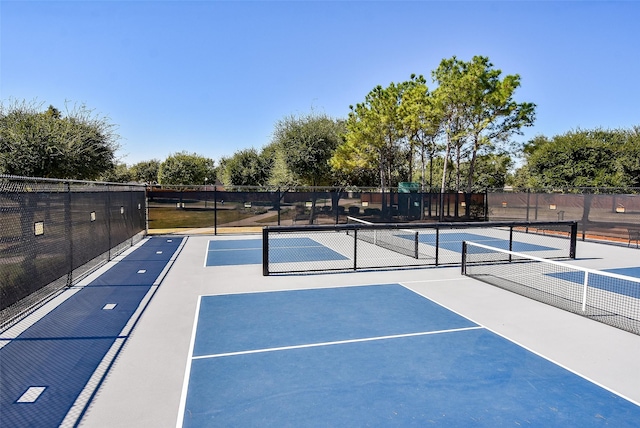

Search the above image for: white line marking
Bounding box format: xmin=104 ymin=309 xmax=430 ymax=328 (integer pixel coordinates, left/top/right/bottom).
xmin=156 ymin=251 xmax=163 ymax=254
xmin=398 ymin=278 xmax=467 ymax=285
xmin=208 ymin=247 xmax=261 ymax=252
xmin=176 ymin=296 xmax=203 ymax=428
xmin=102 ymin=303 xmax=117 ymax=310
xmin=269 ymin=245 xmax=324 ymax=250
xmin=17 ymin=386 xmax=46 ymax=403
xmin=192 ymin=326 xmax=483 ymax=360
xmin=137 ymin=269 xmax=146 ymax=274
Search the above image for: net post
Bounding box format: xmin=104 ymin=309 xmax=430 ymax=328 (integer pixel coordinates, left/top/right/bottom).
xmin=570 ymin=221 xmax=578 ymax=259
xmin=414 ymin=231 xmax=419 ymax=259
xmin=581 ymin=271 xmax=589 ymax=312
xmin=262 ymin=227 xmax=269 ymax=276
xmin=461 ymin=241 xmax=467 ymax=275
xmin=509 ymin=225 xmax=513 ymax=262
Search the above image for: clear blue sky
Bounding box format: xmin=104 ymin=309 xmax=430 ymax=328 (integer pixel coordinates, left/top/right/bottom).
xmin=2 ymin=1 xmax=639 ymax=166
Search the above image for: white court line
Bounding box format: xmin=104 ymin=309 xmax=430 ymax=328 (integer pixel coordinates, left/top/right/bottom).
xmin=192 ymin=326 xmax=483 ymax=361
xmin=17 ymin=386 xmax=46 ymax=403
xmin=197 ymin=278 xmax=466 ymax=299
xmin=208 ymin=247 xmax=262 ymax=252
xmin=203 ymin=241 xmax=262 ymax=266
xmin=176 ymin=296 xmax=203 ymax=428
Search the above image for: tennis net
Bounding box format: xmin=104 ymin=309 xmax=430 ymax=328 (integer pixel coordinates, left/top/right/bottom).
xmin=346 ymin=216 xmax=419 ymax=259
xmin=461 ymin=241 xmax=640 ymax=335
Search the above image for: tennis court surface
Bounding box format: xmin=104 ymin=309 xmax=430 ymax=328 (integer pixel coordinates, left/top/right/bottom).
xmin=2 ymin=234 xmax=640 ymax=427
xmin=180 ymin=284 xmax=639 ymax=426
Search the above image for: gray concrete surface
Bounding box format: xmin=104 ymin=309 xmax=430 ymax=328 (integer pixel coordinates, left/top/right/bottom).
xmin=79 ymin=236 xmax=640 ymax=427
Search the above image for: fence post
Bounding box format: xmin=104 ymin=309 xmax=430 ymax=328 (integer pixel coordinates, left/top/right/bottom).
xmin=66 ymin=181 xmax=73 ymax=286
xmin=461 ymin=241 xmax=467 ymax=275
xmin=145 ymin=186 xmax=149 ymax=235
xmin=435 ymin=227 xmax=440 ymax=266
xmin=107 ymin=185 xmax=112 ymax=261
xmin=214 ymin=186 xmax=218 ymax=236
xmin=570 ymin=222 xmax=578 ymax=259
xmin=277 ymin=187 xmax=281 ymax=226
xmin=262 ymin=227 xmax=269 ymax=276
xmin=484 ymin=189 xmax=489 ymax=221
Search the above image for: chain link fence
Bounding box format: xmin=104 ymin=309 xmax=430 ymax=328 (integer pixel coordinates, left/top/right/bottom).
xmin=147 ymin=185 xmax=487 ymax=231
xmin=487 ymin=188 xmax=640 ymax=246
xmin=0 ymin=175 xmax=146 ymax=326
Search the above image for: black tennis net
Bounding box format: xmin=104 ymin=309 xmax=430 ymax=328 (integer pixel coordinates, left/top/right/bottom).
xmin=461 ymin=241 xmax=640 ymax=335
xmin=346 ymin=216 xmax=419 ymax=259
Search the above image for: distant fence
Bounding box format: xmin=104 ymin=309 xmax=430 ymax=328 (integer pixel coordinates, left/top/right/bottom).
xmin=0 ymin=175 xmax=146 ymax=326
xmin=146 ymin=185 xmax=487 ymax=231
xmin=487 ymin=189 xmax=640 ymax=246
xmin=263 ymin=220 xmax=578 ymax=275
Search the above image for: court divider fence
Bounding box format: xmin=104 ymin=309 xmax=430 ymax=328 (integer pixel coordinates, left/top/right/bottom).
xmin=262 ymin=220 xmax=578 ymax=275
xmin=0 ymin=175 xmax=147 ymax=327
xmin=462 ymin=241 xmax=640 ymax=335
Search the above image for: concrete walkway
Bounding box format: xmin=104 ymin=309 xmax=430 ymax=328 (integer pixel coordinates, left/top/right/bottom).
xmin=74 ymin=236 xmax=640 ymax=427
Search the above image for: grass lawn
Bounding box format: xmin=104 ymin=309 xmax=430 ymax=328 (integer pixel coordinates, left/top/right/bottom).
xmin=148 ymin=206 xmax=255 ymax=229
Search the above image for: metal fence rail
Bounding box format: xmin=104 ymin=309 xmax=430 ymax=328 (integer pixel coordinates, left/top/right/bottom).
xmin=0 ymin=175 xmax=147 ymax=327
xmin=263 ymin=220 xmax=578 ymax=275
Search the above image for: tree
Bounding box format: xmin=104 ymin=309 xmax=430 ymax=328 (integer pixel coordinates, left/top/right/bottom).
xmin=0 ymin=100 xmax=120 ymax=179
xmin=334 ymin=84 xmax=405 ymax=191
xmin=158 ymin=151 xmax=215 ymax=185
xmin=130 ymin=159 xmax=160 ymax=184
xmin=517 ymin=128 xmax=638 ymax=189
xmin=218 ymin=148 xmax=272 ymax=186
xmin=461 ymin=153 xmax=513 ymax=191
xmin=100 ymin=162 xmax=133 ymax=183
xmin=432 ymin=56 xmax=535 ymax=218
xmin=270 ymin=112 xmax=346 ymax=222
xmin=398 ymin=74 xmax=444 ymax=219
xmin=264 ymin=142 xmax=299 ymax=188
xmin=615 ymin=126 xmax=640 ymax=187
xmin=272 ymin=112 xmax=346 ymax=187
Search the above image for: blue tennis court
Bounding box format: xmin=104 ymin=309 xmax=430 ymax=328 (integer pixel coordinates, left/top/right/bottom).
xmin=417 ymin=231 xmax=557 ymax=253
xmin=205 ymin=237 xmax=348 ymax=266
xmin=179 ymin=284 xmax=640 ymax=427
xmin=549 ymin=266 xmax=640 ymax=298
